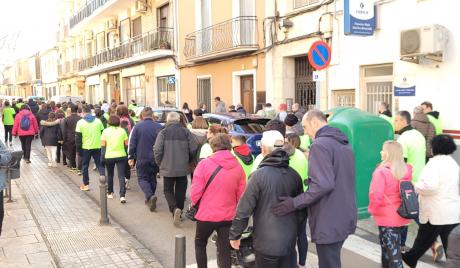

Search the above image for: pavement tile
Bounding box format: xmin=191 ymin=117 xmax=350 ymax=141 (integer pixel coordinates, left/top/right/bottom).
xmin=26 ymin=251 xmax=55 ymax=264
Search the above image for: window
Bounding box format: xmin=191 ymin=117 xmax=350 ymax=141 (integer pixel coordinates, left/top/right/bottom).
xmin=124 ymin=75 xmax=146 ymax=105
xmin=120 ymin=19 xmax=130 ymax=43
xmin=332 ymin=89 xmax=356 ymax=108
xmin=294 ymin=0 xmax=320 ymax=9
xmin=157 ymin=76 xmax=176 ymax=107
xmin=96 ymin=31 xmax=105 ymax=53
xmin=157 ymin=4 xmax=169 ymax=28
xmin=361 ymin=64 xmax=393 ymax=114
xmin=197 ymin=77 xmax=211 ymax=113
xmin=132 ymin=17 xmax=142 ymax=38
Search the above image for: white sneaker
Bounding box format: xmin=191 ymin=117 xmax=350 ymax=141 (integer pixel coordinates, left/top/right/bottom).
xmin=52 ymin=163 xmax=58 ymax=168
xmin=107 ymin=193 xmax=114 ymax=199
xmin=120 ymin=197 xmax=126 ymax=203
xmin=48 ymin=163 xmax=52 ymax=167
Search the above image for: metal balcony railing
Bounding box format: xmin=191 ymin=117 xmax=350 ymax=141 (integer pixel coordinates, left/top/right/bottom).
xmin=184 ymin=16 xmax=258 ymax=60
xmin=78 ymin=28 xmax=173 ymax=71
xmin=69 ymin=0 xmax=111 ymax=29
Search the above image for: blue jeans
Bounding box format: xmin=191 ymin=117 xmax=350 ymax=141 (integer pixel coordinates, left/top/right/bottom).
xmin=81 ymin=149 xmax=101 ymax=186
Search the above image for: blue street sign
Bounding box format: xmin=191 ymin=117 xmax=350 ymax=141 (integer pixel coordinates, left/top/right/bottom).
xmin=344 ymin=0 xmax=376 ymax=36
xmin=308 ymin=41 xmax=331 ymax=70
xmin=394 ymin=86 xmax=416 ymax=97
xmin=168 ymin=76 xmax=176 ymax=85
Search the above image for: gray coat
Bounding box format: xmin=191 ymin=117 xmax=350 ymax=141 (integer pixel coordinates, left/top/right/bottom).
xmin=293 ymin=125 xmax=357 ymax=244
xmin=154 ymin=122 xmax=198 ymax=177
xmin=0 ymin=141 xmax=12 ymax=191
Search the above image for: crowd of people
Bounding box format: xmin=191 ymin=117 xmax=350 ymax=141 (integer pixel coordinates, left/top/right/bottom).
xmin=0 ymin=95 xmax=459 ymax=268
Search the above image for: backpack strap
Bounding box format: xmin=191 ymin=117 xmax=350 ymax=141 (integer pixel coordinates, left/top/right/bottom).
xmin=194 ymin=166 xmax=222 ymax=208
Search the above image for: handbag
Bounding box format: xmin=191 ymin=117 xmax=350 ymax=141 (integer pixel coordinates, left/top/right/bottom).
xmin=185 ymin=165 xmax=222 ymax=221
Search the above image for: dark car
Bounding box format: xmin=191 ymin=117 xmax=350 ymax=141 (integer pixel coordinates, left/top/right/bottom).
xmin=203 ymin=113 xmax=269 ymax=155
xmin=135 ymin=107 xmax=189 ymax=126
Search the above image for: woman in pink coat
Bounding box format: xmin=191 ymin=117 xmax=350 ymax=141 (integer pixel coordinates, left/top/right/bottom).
xmin=191 ymin=133 xmax=246 ymax=268
xmin=369 ymin=141 xmax=412 ymax=268
xmin=12 ymin=105 xmax=39 ymax=163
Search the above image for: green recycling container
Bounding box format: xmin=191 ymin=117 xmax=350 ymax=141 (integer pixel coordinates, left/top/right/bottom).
xmin=326 ymin=107 xmax=394 ymax=219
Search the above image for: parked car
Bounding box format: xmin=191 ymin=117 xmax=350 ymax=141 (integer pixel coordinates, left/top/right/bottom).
xmin=202 ymin=113 xmax=269 ymax=155
xmin=134 ymin=107 xmax=189 ymax=126
xmin=50 ymin=95 xmax=83 ymax=104
xmin=27 ymin=96 xmax=46 ymax=102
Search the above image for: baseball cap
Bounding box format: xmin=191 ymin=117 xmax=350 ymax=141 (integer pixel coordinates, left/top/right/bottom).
xmin=261 ymin=130 xmax=284 ymax=147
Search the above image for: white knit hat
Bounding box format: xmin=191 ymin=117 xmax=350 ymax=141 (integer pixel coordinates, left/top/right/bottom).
xmin=261 ymin=130 xmax=284 ymax=147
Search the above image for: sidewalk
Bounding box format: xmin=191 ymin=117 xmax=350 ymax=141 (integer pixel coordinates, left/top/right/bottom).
xmin=2 ymin=140 xmax=162 ymax=268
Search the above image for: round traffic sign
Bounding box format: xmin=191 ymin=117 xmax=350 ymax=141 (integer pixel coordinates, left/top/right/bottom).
xmin=308 ymin=41 xmax=332 ymax=71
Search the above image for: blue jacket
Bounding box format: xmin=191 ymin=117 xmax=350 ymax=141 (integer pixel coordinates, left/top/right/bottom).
xmin=293 ymin=125 xmax=357 ymax=244
xmin=128 ymin=118 xmax=163 ymax=162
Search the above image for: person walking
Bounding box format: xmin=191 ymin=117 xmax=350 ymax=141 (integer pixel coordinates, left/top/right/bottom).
xmin=154 ymin=112 xmax=198 ymax=226
xmin=128 ymin=107 xmax=163 ymax=212
xmin=402 ymin=135 xmax=460 ymax=268
xmin=55 ymin=110 xmax=67 ymax=165
xmin=191 ymin=134 xmax=246 ymax=268
xmin=100 ymin=115 xmax=129 ymax=203
xmin=76 ymin=106 xmax=104 ymax=191
xmin=27 ymin=98 xmax=39 ymax=116
xmin=117 ymin=105 xmax=135 ymax=190
xmin=63 ymin=104 xmax=81 ymax=172
xmin=39 ymin=112 xmax=62 ymax=168
xmin=2 ymin=101 xmax=15 ymax=146
xmin=214 ymin=97 xmax=226 ymax=113
xmin=230 ymin=135 xmax=253 ymax=180
xmin=230 ymin=130 xmax=303 ymax=267
xmin=292 ymin=103 xmax=306 ymax=122
xmin=12 ymin=105 xmax=39 ymax=164
xmin=379 ymin=102 xmax=394 ymax=131
xmin=368 ymin=141 xmax=413 ymax=268
xmin=272 ymin=110 xmax=357 ymax=268
xmin=421 ymin=101 xmax=443 ymax=135
xmin=285 ymin=113 xmax=304 ymax=135
xmin=411 ymin=106 xmax=436 ymax=160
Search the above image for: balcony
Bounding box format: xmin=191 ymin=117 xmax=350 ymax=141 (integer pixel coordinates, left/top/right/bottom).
xmin=184 ymin=16 xmax=258 ymax=62
xmin=58 ymin=60 xmax=79 ymax=78
xmin=78 ymin=28 xmax=173 ymax=73
xmin=69 ymin=0 xmax=111 ymax=29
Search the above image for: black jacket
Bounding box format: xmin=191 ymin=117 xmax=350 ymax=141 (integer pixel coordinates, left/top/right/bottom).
xmin=63 ymin=114 xmax=81 ymax=143
xmin=229 ymin=149 xmax=303 ymax=257
xmin=28 ymin=100 xmax=39 ymax=115
xmin=37 ymin=108 xmax=52 ymax=122
xmin=40 ymin=120 xmax=62 ymax=146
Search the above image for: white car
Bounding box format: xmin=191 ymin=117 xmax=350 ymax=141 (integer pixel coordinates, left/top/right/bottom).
xmin=50 ymin=95 xmax=83 ymax=104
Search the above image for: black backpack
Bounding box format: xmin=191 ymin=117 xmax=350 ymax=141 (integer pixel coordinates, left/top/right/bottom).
xmin=397 ymin=180 xmax=419 ymax=219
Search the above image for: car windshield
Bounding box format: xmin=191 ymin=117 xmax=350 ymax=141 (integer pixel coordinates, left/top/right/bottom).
xmin=233 ymin=119 xmax=268 ymax=133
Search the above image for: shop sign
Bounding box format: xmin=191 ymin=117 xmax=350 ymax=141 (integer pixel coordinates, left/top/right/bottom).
xmin=344 ymin=0 xmax=376 ymax=36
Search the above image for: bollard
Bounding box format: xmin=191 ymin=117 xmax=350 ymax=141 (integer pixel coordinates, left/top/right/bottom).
xmin=6 ymin=168 xmax=12 ymax=203
xmin=99 ymin=175 xmax=110 ymax=225
xmin=174 ymin=234 xmax=186 ymax=268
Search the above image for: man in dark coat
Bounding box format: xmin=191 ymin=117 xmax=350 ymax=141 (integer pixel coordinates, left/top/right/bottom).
xmin=62 ymin=104 xmax=81 ymax=171
xmin=273 ymin=109 xmax=357 ymax=268
xmin=230 ymin=130 xmax=303 ymax=267
xmin=28 ymin=99 xmax=39 ymax=115
xmin=128 ymin=107 xmax=163 ymax=212
xmin=154 ymin=112 xmax=197 ymax=226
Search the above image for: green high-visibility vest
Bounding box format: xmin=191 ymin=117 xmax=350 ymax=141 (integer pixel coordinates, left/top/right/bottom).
xmin=379 ymin=114 xmax=395 ymax=132
xmin=427 ymin=114 xmax=443 ymax=135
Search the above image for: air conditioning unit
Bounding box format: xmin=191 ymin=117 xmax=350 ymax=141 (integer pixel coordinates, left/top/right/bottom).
xmin=400 ymin=24 xmax=448 ymax=63
xmin=136 ymin=0 xmax=148 ymax=13
xmin=106 ymin=18 xmax=118 ymax=30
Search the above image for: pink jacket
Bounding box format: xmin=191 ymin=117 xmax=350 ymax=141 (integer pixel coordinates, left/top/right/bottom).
xmin=12 ymin=110 xmax=39 ymax=137
xmin=191 ymin=150 xmax=246 ymax=222
xmin=368 ymin=164 xmax=413 ymax=227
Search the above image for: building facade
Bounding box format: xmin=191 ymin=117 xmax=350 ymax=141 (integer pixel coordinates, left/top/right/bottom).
xmin=40 ymin=48 xmax=60 ymax=99
xmin=178 ymin=0 xmax=266 ymax=113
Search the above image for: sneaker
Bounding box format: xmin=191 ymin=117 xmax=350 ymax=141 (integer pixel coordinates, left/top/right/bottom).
xmin=92 ymin=165 xmax=97 ymax=171
xmin=120 ymin=197 xmax=126 ymax=204
xmin=80 ymin=184 xmax=90 ymax=191
xmin=25 ymin=159 xmax=31 ymax=164
xmin=77 ymin=170 xmax=82 ymax=176
xmin=63 ymin=162 xmax=67 ymax=166
xmin=148 ymin=196 xmax=157 ymax=212
xmin=173 ymin=208 xmax=182 ymax=226
xmin=432 ymin=242 xmax=444 ymax=262
xmin=125 ymin=179 xmax=131 ymax=190
xmin=107 ymin=193 xmax=114 ymax=199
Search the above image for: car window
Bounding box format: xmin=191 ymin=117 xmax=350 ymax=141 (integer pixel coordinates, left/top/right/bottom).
xmin=153 ymin=111 xmax=165 ymax=122
xmin=208 ymin=117 xmax=222 ymax=125
xmin=234 ymin=120 xmax=266 ymax=134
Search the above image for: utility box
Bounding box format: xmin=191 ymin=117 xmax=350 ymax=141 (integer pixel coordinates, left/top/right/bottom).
xmin=326 ymin=107 xmax=394 ymax=219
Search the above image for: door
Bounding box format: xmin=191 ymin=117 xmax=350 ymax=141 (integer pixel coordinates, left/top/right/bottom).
xmin=295 ymin=57 xmax=316 ymax=109
xmin=240 ymin=75 xmax=254 ymax=113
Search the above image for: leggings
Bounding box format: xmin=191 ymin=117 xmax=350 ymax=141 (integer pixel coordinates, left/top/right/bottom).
xmin=4 ymin=125 xmax=13 ymax=143
xmin=379 ymin=226 xmax=404 ymax=268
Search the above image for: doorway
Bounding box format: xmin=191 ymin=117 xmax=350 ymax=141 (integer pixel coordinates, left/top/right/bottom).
xmin=295 ymin=57 xmax=316 ymax=109
xmin=240 ymin=75 xmax=254 ymax=113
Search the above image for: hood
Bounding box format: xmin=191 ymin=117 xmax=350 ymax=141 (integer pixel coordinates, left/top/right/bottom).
xmin=40 ymin=120 xmax=60 ymax=127
xmin=315 ymin=125 xmax=349 ymax=145
xmin=233 ymin=144 xmax=253 ymax=165
xmin=28 ymin=100 xmax=37 ymax=106
xmin=427 ymin=111 xmax=440 ymax=119
xmin=84 ymin=114 xmax=96 ymax=122
xmin=412 ymin=112 xmax=429 ymax=124
xmin=260 ymin=149 xmax=290 ymax=169
xmin=209 ymin=150 xmax=240 ymax=170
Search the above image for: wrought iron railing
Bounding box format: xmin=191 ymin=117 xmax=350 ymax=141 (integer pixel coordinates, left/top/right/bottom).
xmin=78 ymin=28 xmax=173 ymax=71
xmin=184 ymin=16 xmax=258 ymax=59
xmin=69 ymin=0 xmax=111 ymax=29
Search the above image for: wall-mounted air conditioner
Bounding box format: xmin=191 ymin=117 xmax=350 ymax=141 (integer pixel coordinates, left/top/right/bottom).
xmin=136 ymin=0 xmax=148 ymax=13
xmin=400 ymin=24 xmax=448 ymax=63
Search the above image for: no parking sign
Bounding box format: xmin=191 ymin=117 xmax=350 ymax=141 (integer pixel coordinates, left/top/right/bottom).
xmin=308 ymin=41 xmax=331 ymax=71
